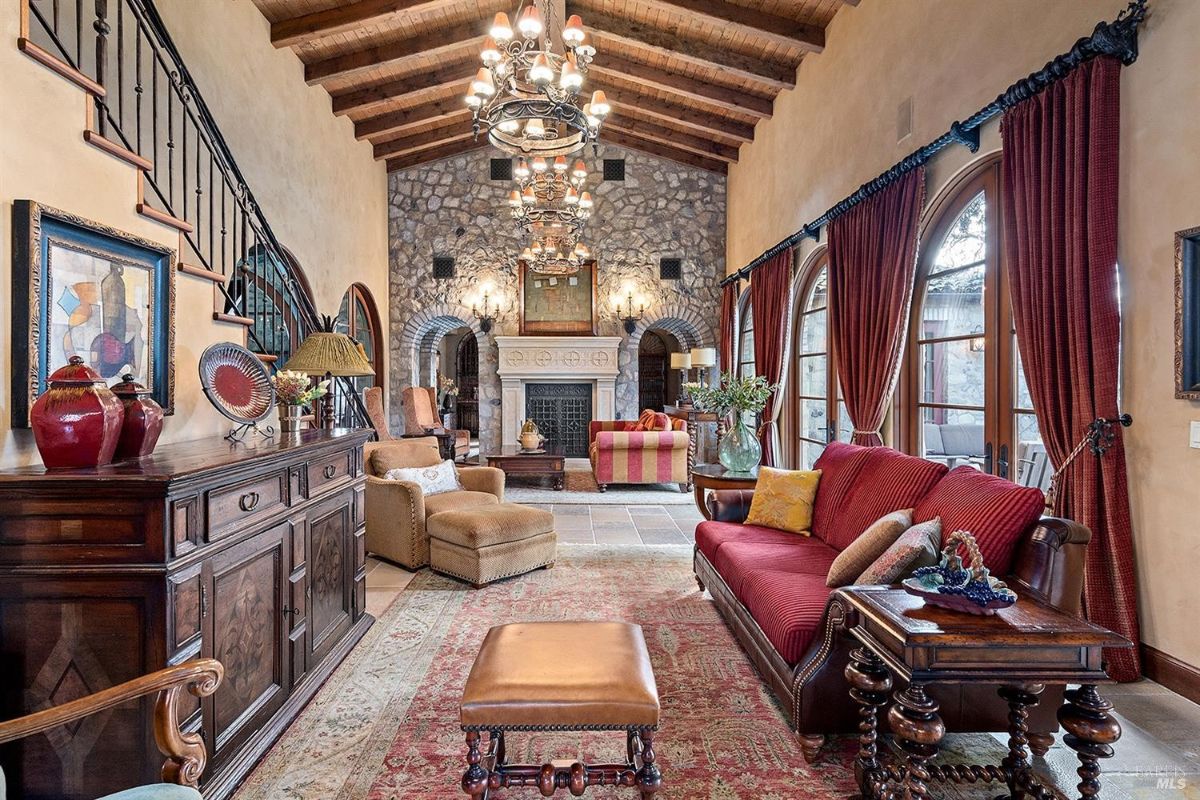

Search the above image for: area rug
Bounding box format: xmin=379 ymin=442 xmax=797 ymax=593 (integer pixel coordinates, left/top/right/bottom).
xmin=234 ymin=546 xmax=1029 ymax=800
xmin=504 ymin=469 xmax=693 ymax=505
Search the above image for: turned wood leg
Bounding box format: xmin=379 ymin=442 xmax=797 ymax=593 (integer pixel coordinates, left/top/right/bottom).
xmin=598 ymin=483 xmax=607 ymax=493
xmin=797 ymin=733 xmax=826 ymax=764
xmin=999 ymin=683 xmax=1044 ymax=799
xmin=693 ymin=482 xmax=712 ymax=520
xmin=635 ymin=727 xmax=662 ymax=799
xmin=1058 ymin=684 xmax=1121 ymax=800
xmin=462 ymin=730 xmax=488 ymax=799
xmin=694 ymin=574 xmax=705 ymax=592
xmin=491 ymin=729 xmax=506 ymax=769
xmin=887 ymin=682 xmax=944 ymax=800
xmin=846 ymin=646 xmax=893 ymax=797
xmin=679 ymin=482 xmax=689 ymax=494
xmin=1027 ymin=732 xmax=1054 ymax=758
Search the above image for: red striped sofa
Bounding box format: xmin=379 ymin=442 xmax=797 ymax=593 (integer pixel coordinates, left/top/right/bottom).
xmin=693 ymin=442 xmax=1091 ymax=762
xmin=588 ymin=419 xmax=690 ymax=492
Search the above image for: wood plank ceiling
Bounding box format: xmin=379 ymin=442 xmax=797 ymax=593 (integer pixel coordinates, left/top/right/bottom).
xmin=251 ymin=0 xmax=854 ymax=174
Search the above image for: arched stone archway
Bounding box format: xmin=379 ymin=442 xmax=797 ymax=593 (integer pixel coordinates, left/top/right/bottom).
xmin=392 ymin=302 xmax=502 ymax=452
xmin=616 ymin=303 xmax=713 ymax=418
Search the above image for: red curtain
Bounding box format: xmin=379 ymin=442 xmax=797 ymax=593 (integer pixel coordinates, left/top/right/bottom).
xmin=828 ymin=168 xmax=925 ymax=446
xmin=750 ymin=249 xmax=792 ymax=465
xmin=718 ymin=281 xmax=739 ymax=373
xmin=1001 ymin=56 xmax=1140 ymax=680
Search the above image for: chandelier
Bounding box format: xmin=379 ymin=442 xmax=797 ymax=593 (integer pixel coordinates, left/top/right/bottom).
xmin=519 ymin=232 xmax=592 ymax=277
xmin=507 ymin=154 xmax=594 ymax=237
xmin=466 ymin=1 xmax=611 ymax=157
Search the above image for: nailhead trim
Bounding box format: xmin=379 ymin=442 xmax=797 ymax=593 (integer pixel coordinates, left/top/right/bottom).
xmin=462 ymin=723 xmax=658 ymax=733
xmin=431 ymin=558 xmax=556 ymax=585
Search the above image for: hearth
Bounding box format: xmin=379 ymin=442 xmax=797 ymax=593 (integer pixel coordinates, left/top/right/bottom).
xmin=525 ymin=383 xmax=592 ymax=457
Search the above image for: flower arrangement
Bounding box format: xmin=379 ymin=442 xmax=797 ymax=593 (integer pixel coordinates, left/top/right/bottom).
xmin=689 ymin=372 xmax=777 ymax=418
xmin=270 ymin=370 xmax=329 ymax=406
xmin=438 ymin=375 xmax=459 ymax=403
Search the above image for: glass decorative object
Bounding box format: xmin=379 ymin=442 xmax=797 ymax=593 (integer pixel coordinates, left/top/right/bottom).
xmin=718 ymin=415 xmax=762 ymax=473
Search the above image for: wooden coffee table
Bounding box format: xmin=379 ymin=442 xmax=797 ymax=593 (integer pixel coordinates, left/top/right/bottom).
xmin=838 ymin=585 xmax=1130 ymax=800
xmin=486 ymin=445 xmax=566 ymax=491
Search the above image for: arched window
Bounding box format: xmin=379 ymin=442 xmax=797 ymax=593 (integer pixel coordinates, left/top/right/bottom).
xmin=335 ymin=283 xmax=384 ymax=392
xmin=902 ymin=162 xmax=1041 ymax=480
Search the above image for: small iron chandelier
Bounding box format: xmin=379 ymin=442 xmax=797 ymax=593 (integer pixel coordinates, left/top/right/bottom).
xmin=467 ymin=1 xmax=611 ymax=157
xmin=519 ymin=234 xmax=591 ymax=277
xmin=507 ymin=154 xmax=594 ymax=236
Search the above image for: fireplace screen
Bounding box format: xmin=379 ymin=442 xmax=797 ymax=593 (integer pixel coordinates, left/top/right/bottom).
xmin=525 ymin=383 xmax=593 ymax=458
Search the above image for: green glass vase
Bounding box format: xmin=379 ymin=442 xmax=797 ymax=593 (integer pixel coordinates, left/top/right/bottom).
xmin=718 ymin=416 xmax=762 ymax=473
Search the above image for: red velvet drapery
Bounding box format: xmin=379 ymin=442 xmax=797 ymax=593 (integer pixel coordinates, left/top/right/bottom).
xmin=718 ymin=281 xmax=739 ymax=373
xmin=828 ymin=168 xmax=925 ymax=446
xmin=1001 ymin=56 xmax=1140 ymax=680
xmin=750 ymin=249 xmax=792 ymax=465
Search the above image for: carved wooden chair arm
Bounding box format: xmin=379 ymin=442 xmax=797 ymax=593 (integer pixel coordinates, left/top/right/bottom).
xmin=0 ymin=658 xmax=223 ymax=787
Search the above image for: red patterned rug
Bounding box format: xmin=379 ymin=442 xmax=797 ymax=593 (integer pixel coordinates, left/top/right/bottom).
xmin=235 ymin=546 xmax=1018 ymax=799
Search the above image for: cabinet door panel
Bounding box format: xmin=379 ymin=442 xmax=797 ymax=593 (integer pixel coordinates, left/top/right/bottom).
xmin=307 ymin=491 xmax=353 ymax=667
xmin=204 ymin=524 xmax=289 ymax=760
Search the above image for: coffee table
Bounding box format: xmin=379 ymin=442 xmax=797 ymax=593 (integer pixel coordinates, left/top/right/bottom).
xmin=486 ymin=444 xmax=566 ymax=491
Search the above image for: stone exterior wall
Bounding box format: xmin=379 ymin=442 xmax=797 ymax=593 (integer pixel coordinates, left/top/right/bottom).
xmin=388 ymin=143 xmax=726 ymax=453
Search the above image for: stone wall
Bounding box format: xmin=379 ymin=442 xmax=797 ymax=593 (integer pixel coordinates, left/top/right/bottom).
xmin=388 ymin=143 xmax=726 ymax=452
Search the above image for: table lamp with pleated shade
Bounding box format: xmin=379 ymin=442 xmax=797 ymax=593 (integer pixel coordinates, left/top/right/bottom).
xmin=283 ymin=324 xmax=374 ymax=428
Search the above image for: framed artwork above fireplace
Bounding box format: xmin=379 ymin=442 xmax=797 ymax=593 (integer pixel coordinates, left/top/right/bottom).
xmin=518 ymin=261 xmax=597 ymax=336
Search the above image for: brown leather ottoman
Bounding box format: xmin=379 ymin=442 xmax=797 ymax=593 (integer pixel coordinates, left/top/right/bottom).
xmin=428 ymin=503 xmax=557 ymax=588
xmin=460 ymin=621 xmax=662 ymax=799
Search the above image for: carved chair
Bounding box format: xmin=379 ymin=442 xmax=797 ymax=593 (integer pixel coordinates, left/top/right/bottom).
xmin=364 ymin=386 xmax=394 ymax=440
xmin=0 ymin=658 xmax=223 ymax=800
xmin=401 ymin=387 xmax=470 ymax=461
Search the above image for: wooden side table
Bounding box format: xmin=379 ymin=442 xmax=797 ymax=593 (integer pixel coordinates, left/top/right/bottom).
xmin=664 ymin=405 xmax=723 ymax=490
xmin=402 ymin=428 xmax=456 ymax=461
xmin=690 ymin=463 xmax=758 ymax=520
xmin=836 ymin=585 xmax=1130 ymax=800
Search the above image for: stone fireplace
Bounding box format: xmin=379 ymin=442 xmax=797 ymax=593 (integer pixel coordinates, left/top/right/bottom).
xmin=495 ymin=336 xmax=622 ymax=452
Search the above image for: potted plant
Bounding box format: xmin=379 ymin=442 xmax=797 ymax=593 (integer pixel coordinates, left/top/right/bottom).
xmin=270 ymin=370 xmax=330 ymax=433
xmin=690 ymin=372 xmax=778 ymax=472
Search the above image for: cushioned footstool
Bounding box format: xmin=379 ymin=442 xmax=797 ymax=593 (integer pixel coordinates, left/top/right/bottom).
xmin=460 ymin=621 xmax=662 ymax=799
xmin=428 ymin=503 xmax=557 ymax=588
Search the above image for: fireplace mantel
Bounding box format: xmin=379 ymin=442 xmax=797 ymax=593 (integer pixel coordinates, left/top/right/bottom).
xmin=495 ymin=336 xmax=622 ymax=449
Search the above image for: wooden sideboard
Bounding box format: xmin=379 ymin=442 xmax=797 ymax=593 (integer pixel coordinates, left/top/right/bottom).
xmin=0 ymin=429 xmax=374 ymax=800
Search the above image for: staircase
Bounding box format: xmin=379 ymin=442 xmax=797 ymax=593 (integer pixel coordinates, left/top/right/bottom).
xmin=18 ymin=0 xmax=369 ymax=428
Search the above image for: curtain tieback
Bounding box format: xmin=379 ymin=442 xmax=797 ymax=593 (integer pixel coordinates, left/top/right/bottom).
xmin=851 ymin=428 xmax=881 ymax=437
xmin=1045 ymin=414 xmax=1133 ymax=509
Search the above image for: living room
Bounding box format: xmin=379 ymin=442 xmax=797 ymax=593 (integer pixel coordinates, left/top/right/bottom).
xmin=1 ymin=0 xmax=1198 ymax=798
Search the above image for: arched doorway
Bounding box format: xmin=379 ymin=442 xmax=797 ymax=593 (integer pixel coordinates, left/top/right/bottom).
xmin=455 ymin=334 xmax=480 ymax=435
xmin=637 ymin=330 xmax=675 ymax=411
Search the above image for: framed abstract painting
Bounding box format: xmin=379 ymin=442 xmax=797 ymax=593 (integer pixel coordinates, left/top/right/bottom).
xmin=10 ymin=201 xmax=175 ymax=427
xmin=518 ymin=261 xmax=597 ymax=336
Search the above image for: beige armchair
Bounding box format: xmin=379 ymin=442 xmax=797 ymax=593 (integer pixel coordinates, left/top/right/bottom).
xmin=364 ymin=438 xmax=505 ymax=569
xmin=401 ymin=386 xmax=470 ymax=461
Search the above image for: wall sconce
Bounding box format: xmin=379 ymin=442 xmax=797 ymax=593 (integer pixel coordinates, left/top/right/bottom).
xmin=616 ymin=290 xmax=645 ymax=334
xmin=471 ymin=285 xmax=497 ymax=333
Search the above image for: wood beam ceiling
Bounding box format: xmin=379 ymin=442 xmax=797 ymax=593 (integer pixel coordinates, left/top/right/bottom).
xmin=330 ymin=54 xmax=475 ymax=115
xmin=373 ymin=123 xmax=477 ymax=160
xmin=304 ymin=22 xmax=482 ymax=85
xmin=385 ymin=137 xmax=489 ymax=172
xmin=588 ymin=52 xmax=773 ymax=119
xmin=629 ymin=0 xmax=825 ymax=54
xmin=356 ymin=94 xmax=467 ymax=139
xmin=600 ymin=128 xmax=727 ymax=175
xmin=587 ymin=81 xmax=756 ymax=143
xmin=604 ymin=113 xmax=739 ymax=162
xmin=271 ymin=0 xmax=458 ymax=48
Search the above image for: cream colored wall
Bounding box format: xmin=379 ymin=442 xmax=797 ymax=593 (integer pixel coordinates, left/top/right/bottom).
xmin=0 ymin=0 xmax=388 ymax=467
xmin=729 ymin=0 xmax=1200 ymax=668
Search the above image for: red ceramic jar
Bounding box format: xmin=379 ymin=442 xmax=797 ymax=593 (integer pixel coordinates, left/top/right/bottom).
xmin=30 ymin=356 xmax=124 ymax=469
xmin=111 ymin=373 xmax=164 ymax=461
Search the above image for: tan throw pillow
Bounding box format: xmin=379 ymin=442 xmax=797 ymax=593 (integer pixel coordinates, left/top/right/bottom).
xmin=370 ymin=439 xmax=441 ymax=475
xmin=744 ymin=467 xmax=822 ymax=536
xmin=825 ymin=509 xmax=914 ymax=588
xmin=856 ymin=517 xmax=942 ymax=586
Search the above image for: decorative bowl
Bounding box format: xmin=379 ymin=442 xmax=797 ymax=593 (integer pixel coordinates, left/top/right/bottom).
xmin=198 ymin=343 xmax=275 ymax=425
xmin=902 ymin=530 xmax=1017 ymax=615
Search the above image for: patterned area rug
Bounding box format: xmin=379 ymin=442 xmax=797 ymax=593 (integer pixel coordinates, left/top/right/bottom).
xmin=504 ymin=469 xmax=693 ymax=505
xmin=233 ymin=546 xmax=1019 ymax=799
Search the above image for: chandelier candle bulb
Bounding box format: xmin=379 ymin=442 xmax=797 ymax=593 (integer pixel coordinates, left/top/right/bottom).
xmin=528 ymin=52 xmax=554 ymax=85
xmin=553 ymin=155 xmax=568 ymax=172
xmin=490 ymin=12 xmax=512 ymax=40
xmin=524 ymin=117 xmax=546 ymax=138
xmin=564 ymin=187 xmax=579 ymax=204
xmin=532 ymin=156 xmax=548 ymax=172
xmin=508 ymin=190 xmax=522 ymax=207
xmin=559 ymin=60 xmax=583 ymax=90
xmin=471 ymin=68 xmax=495 ymax=97
xmin=589 ymin=90 xmax=610 ymax=116
xmin=517 ymin=5 xmax=543 ymax=38
xmin=572 ymin=159 xmax=587 ymax=179
xmin=563 ymin=14 xmax=585 ymax=44
xmin=514 ymin=157 xmax=531 ymax=177
xmin=579 ymin=191 xmax=593 ymax=209
xmin=480 ymin=36 xmax=501 ymax=65
xmin=464 ymin=90 xmax=482 ymax=109
xmin=576 ymin=32 xmax=596 ymax=58
xmin=522 ymin=186 xmax=536 ymax=204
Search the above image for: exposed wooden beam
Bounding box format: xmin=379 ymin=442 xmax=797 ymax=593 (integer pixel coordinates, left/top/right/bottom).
xmin=271 ymin=0 xmax=456 ymax=48
xmin=386 ymin=138 xmax=489 ymax=172
xmin=583 ymin=10 xmax=796 ymax=90
xmin=601 ymin=128 xmax=727 ymax=175
xmin=304 ymin=22 xmax=482 ymax=85
xmin=589 ymin=81 xmax=755 ymax=143
xmin=331 ymin=56 xmax=476 ymax=116
xmin=589 ymin=53 xmax=772 ymax=119
xmin=604 ymin=113 xmax=738 ymax=162
xmin=355 ymin=94 xmax=469 ymax=140
xmin=631 ymin=0 xmax=825 ymax=54
xmin=373 ymin=123 xmax=477 ymax=160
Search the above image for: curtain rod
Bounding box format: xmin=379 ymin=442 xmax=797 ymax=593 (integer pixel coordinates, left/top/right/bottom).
xmin=719 ymin=0 xmax=1149 ymax=289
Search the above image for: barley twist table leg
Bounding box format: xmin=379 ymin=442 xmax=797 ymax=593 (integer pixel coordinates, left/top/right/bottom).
xmin=846 ymin=645 xmax=893 ymax=798
xmin=887 ymin=683 xmax=944 ymax=800
xmin=1058 ymin=685 xmax=1121 ymax=800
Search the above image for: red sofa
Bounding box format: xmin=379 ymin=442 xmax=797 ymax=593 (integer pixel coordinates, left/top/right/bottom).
xmin=693 ymin=442 xmax=1090 ymax=762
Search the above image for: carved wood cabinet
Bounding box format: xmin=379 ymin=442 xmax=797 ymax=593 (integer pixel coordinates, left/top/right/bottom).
xmin=0 ymin=429 xmax=374 ymax=800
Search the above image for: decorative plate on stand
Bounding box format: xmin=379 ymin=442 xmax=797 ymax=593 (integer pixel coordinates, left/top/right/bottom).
xmin=198 ymin=342 xmax=276 ymax=440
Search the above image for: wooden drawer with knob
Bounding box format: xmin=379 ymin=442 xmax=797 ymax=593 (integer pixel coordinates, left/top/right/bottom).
xmin=307 ymin=449 xmax=354 ymax=499
xmin=205 ymin=469 xmax=289 ymax=541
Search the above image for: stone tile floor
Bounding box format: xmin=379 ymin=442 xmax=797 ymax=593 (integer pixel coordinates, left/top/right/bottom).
xmin=363 ymin=501 xmax=1200 ymax=799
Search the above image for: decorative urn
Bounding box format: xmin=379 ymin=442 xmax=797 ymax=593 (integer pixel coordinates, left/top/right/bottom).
xmin=518 ymin=418 xmax=544 ymax=451
xmin=30 ymin=356 xmax=124 ymax=469
xmin=110 ymin=373 xmax=164 ymax=460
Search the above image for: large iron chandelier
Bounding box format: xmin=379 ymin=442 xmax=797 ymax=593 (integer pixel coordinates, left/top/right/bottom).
xmin=467 ymin=1 xmax=611 ymax=157
xmin=507 ymin=154 xmax=594 ymax=237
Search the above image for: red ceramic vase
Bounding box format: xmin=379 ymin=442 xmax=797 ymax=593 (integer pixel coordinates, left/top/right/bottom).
xmin=111 ymin=373 xmax=164 ymax=461
xmin=30 ymin=356 xmax=124 ymax=469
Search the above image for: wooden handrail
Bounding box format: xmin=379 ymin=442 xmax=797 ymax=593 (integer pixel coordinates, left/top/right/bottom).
xmin=0 ymin=658 xmax=224 ymax=787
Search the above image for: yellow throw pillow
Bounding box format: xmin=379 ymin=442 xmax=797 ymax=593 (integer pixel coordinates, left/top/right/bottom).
xmin=744 ymin=467 xmax=822 ymax=535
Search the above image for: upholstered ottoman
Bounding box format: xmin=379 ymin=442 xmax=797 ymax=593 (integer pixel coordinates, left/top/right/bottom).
xmin=428 ymin=503 xmax=556 ymax=587
xmin=460 ymin=621 xmax=662 ymax=799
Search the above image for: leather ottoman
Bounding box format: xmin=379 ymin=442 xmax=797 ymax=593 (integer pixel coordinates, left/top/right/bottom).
xmin=428 ymin=503 xmax=557 ymax=588
xmin=459 ymin=621 xmax=662 ymax=798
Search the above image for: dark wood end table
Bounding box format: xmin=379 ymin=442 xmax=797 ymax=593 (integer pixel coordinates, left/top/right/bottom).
xmin=837 ymin=585 xmax=1131 ymax=800
xmin=486 ymin=445 xmax=567 ymax=491
xmin=402 ymin=428 xmax=456 ymax=461
xmin=690 ymin=463 xmax=758 ymax=520
xmin=664 ymin=405 xmax=723 ymax=491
